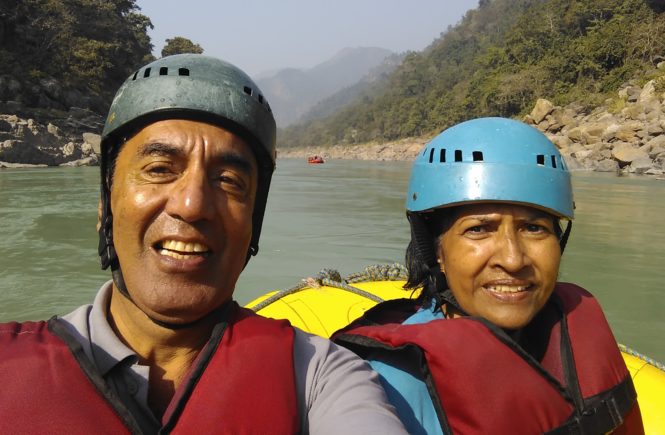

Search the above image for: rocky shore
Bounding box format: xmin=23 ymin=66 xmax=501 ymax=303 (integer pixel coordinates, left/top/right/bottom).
xmin=3 ymin=78 xmax=665 ymax=177
xmin=278 ymin=137 xmax=428 ymax=162
xmin=0 ymin=104 xmax=103 ymax=168
xmin=280 ymin=79 xmax=665 ymax=178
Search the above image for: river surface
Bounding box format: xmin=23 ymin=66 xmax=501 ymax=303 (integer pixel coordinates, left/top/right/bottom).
xmin=1 ymin=160 xmax=664 ymax=361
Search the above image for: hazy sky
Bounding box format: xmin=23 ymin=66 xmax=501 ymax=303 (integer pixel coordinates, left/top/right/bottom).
xmin=135 ymin=0 xmax=479 ymax=77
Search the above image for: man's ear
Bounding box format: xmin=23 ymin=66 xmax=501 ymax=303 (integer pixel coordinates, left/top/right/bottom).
xmin=97 ymin=198 xmax=103 ymax=232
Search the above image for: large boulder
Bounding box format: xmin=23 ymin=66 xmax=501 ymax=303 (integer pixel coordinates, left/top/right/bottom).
xmin=595 ymin=159 xmax=619 ymax=172
xmin=562 ymin=154 xmax=585 ymax=171
xmin=612 ymin=144 xmax=650 ymax=164
xmin=629 ymin=156 xmax=655 ymax=174
xmin=646 ymin=135 xmax=665 ymax=152
xmin=82 ymin=132 xmax=101 ymax=154
xmin=530 ymin=98 xmax=554 ymax=124
xmin=566 ymin=126 xmax=588 ymax=144
xmin=638 ymin=80 xmax=657 ymax=104
xmin=549 ymin=134 xmax=572 ymax=149
xmin=551 ymin=107 xmax=578 ymax=131
xmin=621 ymin=103 xmax=646 ymax=121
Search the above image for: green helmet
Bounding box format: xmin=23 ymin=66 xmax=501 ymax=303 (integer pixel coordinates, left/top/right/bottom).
xmin=99 ymin=54 xmax=276 ymax=271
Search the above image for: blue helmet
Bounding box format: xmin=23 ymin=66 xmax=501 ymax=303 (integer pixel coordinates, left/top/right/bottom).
xmin=406 ymin=117 xmax=574 ymax=219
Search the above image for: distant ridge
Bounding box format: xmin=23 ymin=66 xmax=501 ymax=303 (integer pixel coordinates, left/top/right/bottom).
xmin=257 ymin=47 xmax=394 ymax=127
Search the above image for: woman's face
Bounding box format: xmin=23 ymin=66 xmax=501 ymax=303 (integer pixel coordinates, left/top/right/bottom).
xmin=436 ymin=203 xmax=561 ymax=330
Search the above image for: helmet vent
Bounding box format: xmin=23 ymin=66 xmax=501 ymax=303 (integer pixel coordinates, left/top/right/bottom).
xmin=537 ymin=154 xmax=545 ymax=165
xmin=551 ymin=155 xmax=557 ymax=168
xmin=159 ymin=67 xmax=168 ymax=76
xmin=132 ymin=71 xmax=138 ymax=80
xmin=143 ymin=68 xmax=151 ymax=78
xmin=258 ymin=94 xmax=264 ymax=103
xmin=429 ymin=148 xmax=435 ymax=163
xmin=454 ymin=150 xmax=463 ymax=162
xmin=472 ymin=151 xmax=483 ymax=161
xmin=439 ymin=149 xmax=446 ymax=162
xmin=243 ymin=86 xmax=253 ymax=96
xmin=178 ymin=68 xmax=189 ymax=76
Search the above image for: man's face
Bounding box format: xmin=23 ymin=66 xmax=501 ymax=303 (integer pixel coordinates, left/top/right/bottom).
xmin=110 ymin=119 xmax=258 ymax=324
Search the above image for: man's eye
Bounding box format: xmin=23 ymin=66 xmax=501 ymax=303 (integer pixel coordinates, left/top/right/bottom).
xmin=465 ymin=225 xmax=487 ymax=234
xmin=144 ymin=163 xmax=174 ymax=177
xmin=217 ymin=173 xmax=246 ymax=191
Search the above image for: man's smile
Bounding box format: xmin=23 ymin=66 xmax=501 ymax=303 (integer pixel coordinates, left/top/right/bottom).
xmin=154 ymin=239 xmax=211 ymax=260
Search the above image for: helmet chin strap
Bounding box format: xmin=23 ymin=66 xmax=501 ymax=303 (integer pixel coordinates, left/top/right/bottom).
xmin=559 ymin=220 xmax=573 ymax=253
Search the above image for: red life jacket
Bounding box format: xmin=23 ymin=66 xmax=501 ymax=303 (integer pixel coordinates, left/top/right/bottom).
xmin=334 ymin=283 xmax=643 ymax=435
xmin=0 ymin=303 xmax=300 ymax=434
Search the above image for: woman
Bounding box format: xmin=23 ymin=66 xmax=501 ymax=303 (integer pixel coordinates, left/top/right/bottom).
xmin=334 ymin=118 xmax=644 ymax=434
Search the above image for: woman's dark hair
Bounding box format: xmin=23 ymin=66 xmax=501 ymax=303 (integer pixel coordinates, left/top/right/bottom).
xmin=405 ymin=206 xmax=565 ymax=304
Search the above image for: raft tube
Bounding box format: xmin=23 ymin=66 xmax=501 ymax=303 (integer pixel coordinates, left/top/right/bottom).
xmin=245 ymin=264 xmax=665 ymax=434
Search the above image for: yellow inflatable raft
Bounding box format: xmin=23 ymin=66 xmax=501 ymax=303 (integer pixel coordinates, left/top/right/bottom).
xmin=246 ymin=264 xmax=665 ymax=434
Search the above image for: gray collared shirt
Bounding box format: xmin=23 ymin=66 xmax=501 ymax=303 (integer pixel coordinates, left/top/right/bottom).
xmin=61 ymin=281 xmax=407 ymax=434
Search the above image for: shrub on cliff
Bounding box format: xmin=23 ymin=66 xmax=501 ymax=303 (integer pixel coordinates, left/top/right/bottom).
xmin=0 ymin=0 xmax=154 ymax=113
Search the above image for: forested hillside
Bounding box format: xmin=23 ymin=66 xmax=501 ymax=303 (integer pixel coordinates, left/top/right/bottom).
xmin=280 ymin=0 xmax=665 ymax=148
xmin=0 ymin=0 xmax=153 ymax=114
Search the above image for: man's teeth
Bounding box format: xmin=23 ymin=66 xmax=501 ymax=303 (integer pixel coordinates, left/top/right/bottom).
xmin=486 ymin=285 xmax=529 ymax=293
xmin=159 ymin=240 xmax=208 ymax=259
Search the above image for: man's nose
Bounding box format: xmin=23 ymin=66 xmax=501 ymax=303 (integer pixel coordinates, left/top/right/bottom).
xmin=165 ymin=169 xmax=216 ymax=222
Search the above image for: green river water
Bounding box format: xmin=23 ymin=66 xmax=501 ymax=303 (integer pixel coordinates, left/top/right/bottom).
xmin=0 ymin=159 xmax=663 ymax=362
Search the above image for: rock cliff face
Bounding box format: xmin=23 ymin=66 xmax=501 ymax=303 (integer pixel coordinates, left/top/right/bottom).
xmin=0 ymin=106 xmax=103 ymax=168
xmin=525 ymin=80 xmax=665 ymax=176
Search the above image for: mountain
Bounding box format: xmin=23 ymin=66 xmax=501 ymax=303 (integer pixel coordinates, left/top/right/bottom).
xmin=257 ymin=47 xmax=394 ymax=127
xmin=280 ymin=0 xmax=665 ymax=148
xmin=298 ymin=53 xmax=404 ymax=124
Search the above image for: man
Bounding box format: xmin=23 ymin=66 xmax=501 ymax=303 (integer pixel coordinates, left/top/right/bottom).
xmin=0 ymin=54 xmax=406 ymax=434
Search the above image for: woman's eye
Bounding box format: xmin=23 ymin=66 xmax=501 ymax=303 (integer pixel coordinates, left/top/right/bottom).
xmin=524 ymin=223 xmax=548 ymax=233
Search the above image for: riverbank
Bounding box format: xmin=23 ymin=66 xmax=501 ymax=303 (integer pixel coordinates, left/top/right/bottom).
xmin=278 ymin=137 xmax=428 ymax=161
xmin=3 ymin=77 xmax=665 ymax=176
xmin=0 ymin=106 xmax=103 ymax=168
xmin=280 ymin=79 xmax=665 ymax=177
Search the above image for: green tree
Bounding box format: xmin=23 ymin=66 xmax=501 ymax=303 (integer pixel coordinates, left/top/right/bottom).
xmin=0 ymin=0 xmax=153 ymax=111
xmin=161 ymin=36 xmax=203 ymax=57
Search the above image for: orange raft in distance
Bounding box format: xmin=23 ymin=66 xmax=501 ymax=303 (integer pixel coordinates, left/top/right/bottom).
xmin=307 ymin=155 xmax=324 ymax=164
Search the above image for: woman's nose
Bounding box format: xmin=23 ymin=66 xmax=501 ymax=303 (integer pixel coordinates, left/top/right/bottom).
xmin=491 ymin=228 xmax=531 ymax=272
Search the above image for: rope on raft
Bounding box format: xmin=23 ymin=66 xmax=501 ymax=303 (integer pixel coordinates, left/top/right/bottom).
xmin=250 ymin=263 xmax=409 ymax=313
xmin=618 ymin=343 xmax=665 ymax=371
xmin=346 ymin=263 xmax=408 ymax=283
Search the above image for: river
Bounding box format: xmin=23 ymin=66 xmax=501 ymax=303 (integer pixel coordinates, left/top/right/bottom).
xmin=0 ymin=160 xmax=663 ymax=362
